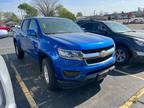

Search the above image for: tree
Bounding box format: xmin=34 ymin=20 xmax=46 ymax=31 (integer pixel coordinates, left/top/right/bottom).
xmin=3 ymin=12 xmax=20 ymax=23
xmin=18 ymin=3 xmax=38 ymax=18
xmin=57 ymin=5 xmax=76 ymax=20
xmin=76 ymin=12 xmax=83 ymax=17
xmin=34 ymin=0 xmax=59 ymax=16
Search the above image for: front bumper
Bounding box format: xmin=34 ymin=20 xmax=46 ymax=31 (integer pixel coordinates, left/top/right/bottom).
xmin=53 ymin=54 xmax=116 ymax=83
xmin=131 ymin=44 xmax=144 ymax=63
xmin=57 ymin=65 xmax=115 ymax=88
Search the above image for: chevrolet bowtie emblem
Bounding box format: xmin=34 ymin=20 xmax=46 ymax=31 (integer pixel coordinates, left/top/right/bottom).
xmin=100 ymin=50 xmax=108 ymax=57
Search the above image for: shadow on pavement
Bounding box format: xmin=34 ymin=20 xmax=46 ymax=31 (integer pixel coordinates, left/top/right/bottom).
xmin=4 ymin=53 xmax=101 ymax=108
xmin=109 ymin=64 xmax=144 ymax=76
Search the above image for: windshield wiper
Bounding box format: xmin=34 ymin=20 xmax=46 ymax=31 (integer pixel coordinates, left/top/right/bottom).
xmin=126 ymin=30 xmax=136 ymax=32
xmin=119 ymin=30 xmax=136 ymax=33
xmin=45 ymin=32 xmax=58 ymax=34
xmin=45 ymin=32 xmax=74 ymax=34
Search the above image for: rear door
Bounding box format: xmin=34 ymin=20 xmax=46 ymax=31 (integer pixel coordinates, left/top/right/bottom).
xmin=20 ymin=19 xmax=30 ymax=51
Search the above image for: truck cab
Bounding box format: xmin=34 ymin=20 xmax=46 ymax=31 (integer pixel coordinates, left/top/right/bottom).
xmin=13 ymin=17 xmax=115 ymax=90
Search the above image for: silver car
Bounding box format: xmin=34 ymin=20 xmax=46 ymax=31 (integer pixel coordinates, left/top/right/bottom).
xmin=0 ymin=56 xmax=16 ymax=108
xmin=0 ymin=30 xmax=9 ymax=38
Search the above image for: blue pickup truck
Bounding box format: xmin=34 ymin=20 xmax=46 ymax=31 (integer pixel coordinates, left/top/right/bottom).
xmin=13 ymin=17 xmax=115 ymax=90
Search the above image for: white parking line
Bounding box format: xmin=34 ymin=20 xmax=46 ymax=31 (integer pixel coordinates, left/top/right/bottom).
xmin=114 ymin=69 xmax=144 ymax=81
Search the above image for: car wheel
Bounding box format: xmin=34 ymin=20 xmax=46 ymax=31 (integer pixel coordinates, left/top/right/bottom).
xmin=15 ymin=43 xmax=24 ymax=59
xmin=97 ymin=79 xmax=104 ymax=84
xmin=42 ymin=58 xmax=58 ymax=90
xmin=116 ymin=46 xmax=130 ymax=65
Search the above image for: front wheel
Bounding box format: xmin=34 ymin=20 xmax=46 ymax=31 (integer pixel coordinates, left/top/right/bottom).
xmin=42 ymin=58 xmax=58 ymax=90
xmin=116 ymin=46 xmax=130 ymax=65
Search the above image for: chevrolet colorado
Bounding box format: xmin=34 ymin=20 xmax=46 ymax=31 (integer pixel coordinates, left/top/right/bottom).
xmin=13 ymin=17 xmax=115 ymax=90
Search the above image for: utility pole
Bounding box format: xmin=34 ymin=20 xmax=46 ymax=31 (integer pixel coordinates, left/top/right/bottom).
xmin=94 ymin=10 xmax=96 ymax=16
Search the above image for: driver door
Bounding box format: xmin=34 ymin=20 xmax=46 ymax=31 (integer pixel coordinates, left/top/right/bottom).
xmin=26 ymin=19 xmax=39 ymax=58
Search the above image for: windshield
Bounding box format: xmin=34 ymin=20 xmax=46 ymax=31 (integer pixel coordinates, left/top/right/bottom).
xmin=104 ymin=21 xmax=132 ymax=33
xmin=38 ymin=18 xmax=84 ymax=34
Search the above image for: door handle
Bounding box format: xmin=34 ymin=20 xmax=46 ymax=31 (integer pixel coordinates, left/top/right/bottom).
xmin=32 ymin=40 xmax=38 ymax=49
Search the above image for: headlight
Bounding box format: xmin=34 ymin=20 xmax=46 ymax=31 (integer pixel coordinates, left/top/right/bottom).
xmin=135 ymin=38 xmax=144 ymax=46
xmin=58 ymin=48 xmax=83 ymax=60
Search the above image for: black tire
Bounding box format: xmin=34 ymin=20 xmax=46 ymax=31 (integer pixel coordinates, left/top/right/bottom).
xmin=97 ymin=79 xmax=104 ymax=84
xmin=42 ymin=58 xmax=58 ymax=90
xmin=15 ymin=43 xmax=24 ymax=59
xmin=116 ymin=46 xmax=130 ymax=65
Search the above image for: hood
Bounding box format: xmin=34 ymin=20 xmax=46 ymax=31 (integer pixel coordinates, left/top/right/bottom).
xmin=119 ymin=31 xmax=144 ymax=39
xmin=48 ymin=33 xmax=114 ymax=50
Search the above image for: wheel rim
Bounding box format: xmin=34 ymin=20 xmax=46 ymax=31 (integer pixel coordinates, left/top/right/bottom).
xmin=43 ymin=64 xmax=49 ymax=84
xmin=116 ymin=49 xmax=126 ymax=63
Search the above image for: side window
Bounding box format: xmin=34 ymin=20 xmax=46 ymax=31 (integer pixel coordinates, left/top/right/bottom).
xmin=80 ymin=23 xmax=93 ymax=32
xmin=21 ymin=20 xmax=30 ymax=33
xmin=98 ymin=24 xmax=107 ymax=32
xmin=93 ymin=22 xmax=99 ymax=32
xmin=94 ymin=23 xmax=108 ymax=35
xmin=29 ymin=20 xmax=38 ymax=33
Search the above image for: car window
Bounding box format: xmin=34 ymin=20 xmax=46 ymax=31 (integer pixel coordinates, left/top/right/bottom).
xmin=98 ymin=23 xmax=108 ymax=32
xmin=29 ymin=20 xmax=38 ymax=33
xmin=93 ymin=22 xmax=100 ymax=32
xmin=21 ymin=20 xmax=30 ymax=33
xmin=80 ymin=22 xmax=94 ymax=32
xmin=38 ymin=18 xmax=83 ymax=34
xmin=105 ymin=21 xmax=132 ymax=33
xmin=93 ymin=22 xmax=108 ymax=34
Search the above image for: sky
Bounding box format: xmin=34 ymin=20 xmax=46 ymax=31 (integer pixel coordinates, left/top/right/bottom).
xmin=1 ymin=0 xmax=144 ymax=16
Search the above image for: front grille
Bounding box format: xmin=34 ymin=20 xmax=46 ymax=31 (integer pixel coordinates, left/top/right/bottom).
xmin=86 ymin=54 xmax=112 ymax=64
xmin=81 ymin=44 xmax=115 ymax=65
xmin=82 ymin=45 xmax=114 ymax=54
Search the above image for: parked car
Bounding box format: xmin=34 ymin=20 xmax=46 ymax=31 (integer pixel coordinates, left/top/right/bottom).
xmin=0 ymin=25 xmax=11 ymax=32
xmin=0 ymin=55 xmax=16 ymax=108
xmin=13 ymin=17 xmax=115 ymax=90
xmin=0 ymin=30 xmax=9 ymax=38
xmin=77 ymin=20 xmax=144 ymax=65
xmin=128 ymin=18 xmax=144 ymax=24
xmin=10 ymin=26 xmax=20 ymax=36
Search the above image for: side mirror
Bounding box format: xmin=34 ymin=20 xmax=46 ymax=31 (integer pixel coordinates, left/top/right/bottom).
xmin=27 ymin=29 xmax=37 ymax=37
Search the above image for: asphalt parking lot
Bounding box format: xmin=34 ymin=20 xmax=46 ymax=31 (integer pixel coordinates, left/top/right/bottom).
xmin=0 ymin=37 xmax=144 ymax=108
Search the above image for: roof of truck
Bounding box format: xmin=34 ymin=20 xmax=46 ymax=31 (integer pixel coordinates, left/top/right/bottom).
xmin=23 ymin=17 xmax=68 ymax=20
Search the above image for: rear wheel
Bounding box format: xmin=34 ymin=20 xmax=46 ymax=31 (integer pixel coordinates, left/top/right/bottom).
xmin=116 ymin=46 xmax=130 ymax=65
xmin=15 ymin=43 xmax=24 ymax=59
xmin=42 ymin=58 xmax=58 ymax=90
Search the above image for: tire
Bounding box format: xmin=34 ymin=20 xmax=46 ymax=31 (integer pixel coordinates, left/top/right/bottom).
xmin=15 ymin=43 xmax=24 ymax=59
xmin=116 ymin=46 xmax=130 ymax=65
xmin=97 ymin=79 xmax=104 ymax=84
xmin=42 ymin=58 xmax=58 ymax=90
